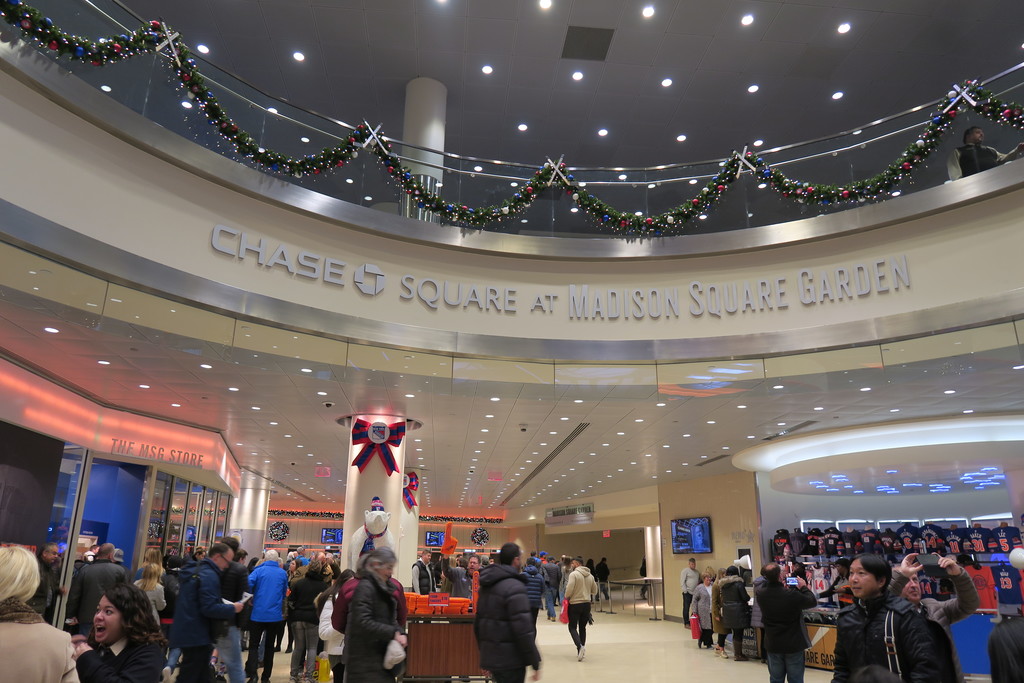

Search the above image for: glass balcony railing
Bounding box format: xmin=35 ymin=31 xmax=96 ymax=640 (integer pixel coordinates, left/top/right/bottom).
xmin=8 ymin=0 xmax=1024 ymax=239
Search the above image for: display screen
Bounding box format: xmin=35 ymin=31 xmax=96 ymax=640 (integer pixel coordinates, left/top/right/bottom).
xmin=425 ymin=531 xmax=445 ymax=547
xmin=671 ymin=517 xmax=712 ymax=554
xmin=321 ymin=528 xmax=343 ymax=544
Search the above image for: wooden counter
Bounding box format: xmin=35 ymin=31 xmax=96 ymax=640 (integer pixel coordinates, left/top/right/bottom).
xmin=405 ymin=615 xmax=486 ymax=680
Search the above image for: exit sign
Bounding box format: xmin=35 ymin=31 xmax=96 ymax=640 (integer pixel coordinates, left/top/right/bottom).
xmin=314 ymin=466 xmax=331 ymax=477
xmin=602 ymin=530 xmax=611 ymax=538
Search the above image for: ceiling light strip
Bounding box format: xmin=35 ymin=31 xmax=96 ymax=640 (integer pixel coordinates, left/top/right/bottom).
xmin=500 ymin=422 xmax=590 ymax=506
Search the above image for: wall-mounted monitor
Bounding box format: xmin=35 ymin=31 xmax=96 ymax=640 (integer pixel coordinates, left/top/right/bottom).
xmin=321 ymin=528 xmax=343 ymax=544
xmin=424 ymin=531 xmax=445 ymax=547
xmin=671 ymin=517 xmax=712 ymax=554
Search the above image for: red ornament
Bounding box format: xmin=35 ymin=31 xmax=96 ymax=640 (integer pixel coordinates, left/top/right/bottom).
xmin=20 ymin=19 xmax=31 ymax=30
xmin=902 ymin=162 xmax=912 ymax=170
xmin=112 ymin=43 xmax=122 ymax=53
xmin=150 ymin=20 xmax=162 ymax=29
xmin=716 ymin=184 xmax=725 ymax=191
xmin=48 ymin=40 xmax=58 ymax=50
xmin=313 ymin=169 xmax=321 ymax=175
xmin=91 ymin=60 xmax=101 ymax=66
xmin=620 ymin=220 xmax=628 ymax=227
xmin=841 ymin=190 xmax=850 ymax=199
xmin=336 ymin=160 xmax=345 ymax=167
xmin=181 ymin=73 xmax=191 ymax=81
xmin=947 ymin=110 xmax=956 ymax=118
xmin=526 ymin=186 xmax=534 ymax=194
xmin=645 ymin=217 xmax=653 ymax=225
xmin=807 ymin=187 xmax=815 ymax=193
xmin=692 ymin=199 xmax=700 ymax=206
xmin=1004 ymin=109 xmax=1013 ymax=118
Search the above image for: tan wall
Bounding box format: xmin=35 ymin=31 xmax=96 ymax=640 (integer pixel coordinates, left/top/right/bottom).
xmin=535 ymin=527 xmax=645 ymax=579
xmin=658 ymin=471 xmax=761 ymax=620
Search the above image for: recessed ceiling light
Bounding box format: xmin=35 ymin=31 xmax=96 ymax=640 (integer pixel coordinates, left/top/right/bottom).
xmin=405 ymin=393 xmax=415 ymax=398
xmin=747 ymin=84 xmax=759 ymax=93
xmin=196 ymin=44 xmax=210 ymax=54
xmin=517 ymin=123 xmax=528 ymax=131
xmin=100 ymin=85 xmax=112 ymax=92
xmin=363 ymin=195 xmax=373 ymax=201
xmin=292 ymin=51 xmax=305 ymax=61
xmin=944 ymin=390 xmax=956 ymax=395
xmin=814 ymin=406 xmax=824 ymax=411
xmin=199 ymin=363 xmax=212 ymax=369
xmin=300 ymin=136 xmax=310 ymax=143
xmin=706 ymin=420 xmax=716 ymax=425
xmin=773 ymin=385 xmax=784 ymax=389
xmin=138 ymin=384 xmax=150 ymax=389
xmin=747 ymin=435 xmax=756 ymax=439
xmin=170 ymin=403 xmax=181 ymax=408
xmin=676 ymin=134 xmax=687 ymax=142
xmin=618 ymin=174 xmax=627 ymax=180
xmin=661 ymin=77 xmax=672 ymax=87
xmin=490 ymin=397 xmax=500 ymax=401
xmin=963 ymin=409 xmax=974 ymax=414
xmin=837 ymin=23 xmax=851 ymax=33
xmin=473 ymin=166 xmax=483 ymax=172
xmin=777 ymin=422 xmax=786 ymax=426
xmin=539 ymin=0 xmax=552 ymax=8
xmin=267 ymin=107 xmax=278 ymax=114
xmin=598 ymin=128 xmax=608 ymax=136
xmin=181 ymin=101 xmax=193 ymax=109
xmin=753 ymin=139 xmax=764 ymax=147
xmin=860 ymin=387 xmax=871 ymax=392
xmin=656 ymin=402 xmax=666 ymax=407
xmin=97 ymin=360 xmax=111 ymax=365
xmin=228 ymin=387 xmax=239 ymax=392
xmin=832 ymin=91 xmax=844 ymax=100
xmin=737 ymin=405 xmax=747 ymax=409
xmin=481 ymin=65 xmax=493 ymax=74
xmin=317 ymin=391 xmax=328 ymax=397
xmin=741 ymin=14 xmax=754 ymax=25
xmin=643 ymin=5 xmax=655 ymax=18
xmin=252 ymin=406 xmax=261 ymax=410
xmin=572 ymin=71 xmax=584 ymax=81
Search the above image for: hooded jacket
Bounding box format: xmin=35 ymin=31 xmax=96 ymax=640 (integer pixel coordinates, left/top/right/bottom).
xmin=832 ymin=592 xmax=940 ymax=683
xmin=522 ymin=564 xmax=546 ymax=609
xmin=474 ymin=563 xmax=541 ymax=673
xmin=564 ymin=566 xmax=597 ymax=604
xmin=169 ymin=558 xmax=237 ymax=648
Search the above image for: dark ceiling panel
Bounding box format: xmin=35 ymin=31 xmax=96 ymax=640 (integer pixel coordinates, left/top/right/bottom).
xmin=561 ymin=26 xmax=616 ymax=61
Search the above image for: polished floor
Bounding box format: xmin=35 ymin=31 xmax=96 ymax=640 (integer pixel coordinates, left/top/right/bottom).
xmin=260 ymin=599 xmax=833 ymax=683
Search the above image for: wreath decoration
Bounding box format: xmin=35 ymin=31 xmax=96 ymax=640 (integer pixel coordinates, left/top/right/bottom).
xmin=470 ymin=527 xmax=489 ymax=546
xmin=268 ymin=521 xmax=290 ymax=542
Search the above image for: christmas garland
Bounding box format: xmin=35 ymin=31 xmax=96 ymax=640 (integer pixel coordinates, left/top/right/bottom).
xmin=4 ymin=1 xmax=1022 ymax=237
xmin=266 ymin=509 xmax=504 ymax=524
xmin=470 ymin=527 xmax=490 ymax=546
xmin=267 ymin=521 xmax=290 ymax=541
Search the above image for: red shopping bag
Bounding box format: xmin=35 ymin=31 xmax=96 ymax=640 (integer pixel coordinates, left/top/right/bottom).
xmin=689 ymin=613 xmax=701 ymax=639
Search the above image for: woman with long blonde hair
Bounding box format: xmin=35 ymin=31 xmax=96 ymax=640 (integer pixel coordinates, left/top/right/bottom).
xmin=133 ymin=563 xmax=166 ymax=624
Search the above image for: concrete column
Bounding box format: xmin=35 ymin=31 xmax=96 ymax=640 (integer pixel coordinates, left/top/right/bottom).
xmin=397 ymin=474 xmax=421 ymax=589
xmin=1006 ymin=468 xmax=1024 ymax=528
xmin=644 ymin=524 xmax=663 ymax=606
xmin=340 ymin=416 xmax=415 ymax=576
xmin=401 ymin=77 xmax=447 ymax=222
xmin=229 ymin=484 xmax=271 ymax=555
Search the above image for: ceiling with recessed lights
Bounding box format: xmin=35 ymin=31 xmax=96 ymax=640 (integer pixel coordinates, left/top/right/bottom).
xmin=117 ymin=0 xmax=1024 ymax=167
xmin=2 ymin=264 xmax=1024 ymax=513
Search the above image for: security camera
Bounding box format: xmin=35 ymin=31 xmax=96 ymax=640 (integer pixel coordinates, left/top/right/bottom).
xmin=290 ymin=462 xmax=296 ymax=466
xmin=519 ymin=424 xmax=528 ymax=432
xmin=323 ymin=401 xmax=335 ymax=408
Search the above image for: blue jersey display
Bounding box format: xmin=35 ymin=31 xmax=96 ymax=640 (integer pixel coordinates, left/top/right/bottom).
xmin=942 ymin=528 xmax=967 ymax=555
xmin=966 ymin=527 xmax=995 ymax=553
xmin=993 ymin=565 xmax=1024 ymax=605
xmin=992 ymin=526 xmax=1023 ymax=553
xmin=896 ymin=523 xmax=921 ymax=551
xmin=860 ymin=529 xmax=881 ymax=554
xmin=920 ymin=523 xmax=946 ymax=551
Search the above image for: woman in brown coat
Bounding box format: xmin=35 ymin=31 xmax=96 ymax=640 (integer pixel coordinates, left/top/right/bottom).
xmin=710 ymin=567 xmax=730 ymax=658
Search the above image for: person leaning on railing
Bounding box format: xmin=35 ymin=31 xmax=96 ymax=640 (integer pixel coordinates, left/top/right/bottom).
xmin=948 ymin=126 xmax=1024 ymax=180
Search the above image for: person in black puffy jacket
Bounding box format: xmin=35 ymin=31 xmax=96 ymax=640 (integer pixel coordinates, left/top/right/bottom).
xmin=474 ymin=543 xmax=541 ymax=681
xmin=832 ymin=554 xmax=939 ymax=683
xmin=289 ymin=560 xmax=329 ymax=681
xmin=522 ymin=557 xmax=546 ymax=623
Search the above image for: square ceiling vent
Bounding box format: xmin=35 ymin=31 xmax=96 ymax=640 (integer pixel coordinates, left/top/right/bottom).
xmin=561 ymin=26 xmax=615 ymax=61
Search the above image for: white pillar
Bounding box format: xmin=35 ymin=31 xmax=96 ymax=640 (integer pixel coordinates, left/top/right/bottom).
xmin=397 ymin=476 xmax=421 ymax=589
xmin=402 ymin=77 xmax=447 ymax=221
xmin=1006 ymin=468 xmax=1024 ymax=528
xmin=644 ymin=525 xmax=663 ymax=604
xmin=341 ymin=416 xmax=410 ymax=573
xmin=229 ymin=485 xmax=271 ymax=556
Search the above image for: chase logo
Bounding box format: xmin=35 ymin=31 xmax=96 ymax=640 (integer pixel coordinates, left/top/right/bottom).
xmin=354 ymin=263 xmax=386 ymax=295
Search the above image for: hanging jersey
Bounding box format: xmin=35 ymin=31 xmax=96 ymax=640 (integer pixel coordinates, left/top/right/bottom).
xmin=919 ymin=524 xmax=946 ymax=551
xmin=993 ymin=565 xmax=1024 ymax=605
xmin=879 ymin=530 xmax=899 ymax=553
xmin=821 ymin=527 xmax=844 ymax=556
xmin=942 ymin=528 xmax=967 ymax=555
xmin=965 ymin=565 xmax=998 ymax=611
xmin=805 ymin=529 xmax=823 ymax=555
xmin=860 ymin=529 xmax=881 ymax=554
xmin=966 ymin=527 xmax=995 ymax=553
xmin=841 ymin=530 xmax=861 ymax=555
xmin=992 ymin=526 xmax=1024 ymax=553
xmin=773 ymin=531 xmax=790 ymax=560
xmin=896 ymin=523 xmax=921 ymax=551
xmin=811 ymin=566 xmax=828 ymax=595
xmin=917 ymin=574 xmax=937 ymax=598
xmin=790 ymin=531 xmax=808 ymax=556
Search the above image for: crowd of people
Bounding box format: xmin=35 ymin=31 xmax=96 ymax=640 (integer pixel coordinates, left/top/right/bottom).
xmin=680 ymin=551 xmax=1024 ymax=683
xmin=6 ymin=538 xmax=1024 ymax=683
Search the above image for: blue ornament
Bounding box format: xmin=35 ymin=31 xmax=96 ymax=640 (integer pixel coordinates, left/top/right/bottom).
xmin=567 ymin=174 xmax=574 ymax=181
xmin=932 ymin=115 xmax=943 ymax=124
xmin=602 ymin=214 xmax=609 ymax=222
xmin=9 ymin=0 xmax=21 ymax=6
xmin=74 ymin=46 xmax=84 ymax=57
xmin=43 ymin=17 xmax=52 ymax=26
xmin=403 ymin=172 xmax=411 ymax=180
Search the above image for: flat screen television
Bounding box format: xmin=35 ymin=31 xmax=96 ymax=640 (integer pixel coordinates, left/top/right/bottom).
xmin=321 ymin=528 xmax=343 ymax=544
xmin=424 ymin=531 xmax=445 ymax=547
xmin=671 ymin=517 xmax=712 ymax=554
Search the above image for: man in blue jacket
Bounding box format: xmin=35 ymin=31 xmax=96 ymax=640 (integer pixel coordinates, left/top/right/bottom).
xmin=170 ymin=542 xmax=245 ymax=683
xmin=245 ymin=550 xmax=289 ymax=683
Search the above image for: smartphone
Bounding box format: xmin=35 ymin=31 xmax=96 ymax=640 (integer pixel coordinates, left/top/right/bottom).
xmin=786 ymin=577 xmax=799 ymax=586
xmin=916 ymin=553 xmax=946 ymax=577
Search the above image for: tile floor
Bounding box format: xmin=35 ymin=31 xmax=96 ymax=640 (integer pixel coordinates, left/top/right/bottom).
xmin=261 ymin=599 xmax=834 ymax=682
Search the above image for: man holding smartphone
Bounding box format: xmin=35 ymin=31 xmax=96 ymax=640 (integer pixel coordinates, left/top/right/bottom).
xmin=755 ymin=562 xmax=818 ymax=683
xmin=889 ymin=553 xmax=979 ymax=683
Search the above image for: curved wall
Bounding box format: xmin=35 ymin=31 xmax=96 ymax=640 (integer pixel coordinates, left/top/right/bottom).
xmin=2 ymin=58 xmax=1024 ymax=362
